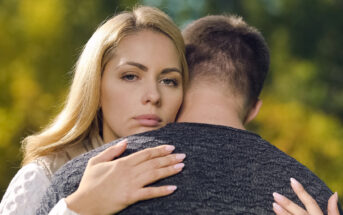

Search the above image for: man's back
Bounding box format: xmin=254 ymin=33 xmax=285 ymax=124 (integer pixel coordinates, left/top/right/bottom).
xmin=38 ymin=123 xmax=336 ymax=214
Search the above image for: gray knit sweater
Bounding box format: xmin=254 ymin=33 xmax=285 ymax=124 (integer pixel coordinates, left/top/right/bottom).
xmin=37 ymin=123 xmax=341 ymax=214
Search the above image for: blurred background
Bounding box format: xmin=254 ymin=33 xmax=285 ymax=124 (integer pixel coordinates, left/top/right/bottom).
xmin=0 ymin=0 xmax=342 ymax=205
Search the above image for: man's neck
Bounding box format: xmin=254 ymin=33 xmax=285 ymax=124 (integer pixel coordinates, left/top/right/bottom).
xmin=177 ymin=87 xmax=246 ymax=130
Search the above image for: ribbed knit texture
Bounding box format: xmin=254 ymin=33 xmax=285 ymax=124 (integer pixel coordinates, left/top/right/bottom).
xmin=37 ymin=123 xmax=341 ymax=214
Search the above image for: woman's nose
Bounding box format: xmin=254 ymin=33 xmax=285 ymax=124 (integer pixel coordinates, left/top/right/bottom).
xmin=141 ymin=83 xmax=161 ymax=106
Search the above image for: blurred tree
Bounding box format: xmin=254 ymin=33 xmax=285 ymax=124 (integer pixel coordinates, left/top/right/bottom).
xmin=251 ymin=96 xmax=343 ymax=197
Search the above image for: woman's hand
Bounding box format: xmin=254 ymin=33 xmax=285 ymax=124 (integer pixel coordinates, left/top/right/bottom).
xmin=65 ymin=139 xmax=185 ymax=215
xmin=273 ymin=178 xmax=340 ymax=215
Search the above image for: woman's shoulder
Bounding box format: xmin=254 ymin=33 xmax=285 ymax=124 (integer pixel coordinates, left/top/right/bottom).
xmin=0 ymin=161 xmax=51 ymax=214
xmin=37 ymin=138 xmax=98 ymax=178
xmin=4 ymin=161 xmax=50 ymax=191
xmin=36 ymin=152 xmax=68 ymax=180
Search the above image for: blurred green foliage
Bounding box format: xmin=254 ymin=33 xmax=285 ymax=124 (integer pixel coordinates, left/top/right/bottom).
xmin=1 ymin=0 xmax=342 ymax=206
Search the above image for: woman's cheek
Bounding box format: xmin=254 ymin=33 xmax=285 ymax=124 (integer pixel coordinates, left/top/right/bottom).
xmin=167 ymin=90 xmax=183 ymax=121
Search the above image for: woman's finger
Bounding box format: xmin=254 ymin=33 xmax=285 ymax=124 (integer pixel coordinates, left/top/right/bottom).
xmin=273 ymin=202 xmax=292 ymax=215
xmin=133 ymin=185 xmax=178 ymax=202
xmin=122 ymin=145 xmax=175 ymax=166
xmin=134 ymin=153 xmax=186 ymax=176
xmin=290 ymin=178 xmax=323 ymax=215
xmin=88 ymin=139 xmax=128 ymax=165
xmin=327 ymin=192 xmax=340 ymax=215
xmin=273 ymin=192 xmax=308 ymax=215
xmin=138 ymin=163 xmax=185 ymax=186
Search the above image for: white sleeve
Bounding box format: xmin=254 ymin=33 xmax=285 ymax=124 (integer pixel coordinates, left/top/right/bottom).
xmin=48 ymin=199 xmax=79 ymax=215
xmin=0 ymin=162 xmax=50 ymax=215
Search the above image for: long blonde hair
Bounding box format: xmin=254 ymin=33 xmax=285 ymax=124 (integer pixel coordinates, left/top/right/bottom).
xmin=22 ymin=6 xmax=188 ymax=165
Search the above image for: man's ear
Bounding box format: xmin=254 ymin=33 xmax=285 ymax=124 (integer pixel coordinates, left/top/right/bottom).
xmin=244 ymin=99 xmax=263 ymax=125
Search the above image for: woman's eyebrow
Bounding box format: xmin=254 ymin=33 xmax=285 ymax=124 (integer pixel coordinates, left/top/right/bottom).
xmin=161 ymin=68 xmax=181 ymax=75
xmin=118 ymin=61 xmax=181 ymax=74
xmin=125 ymin=61 xmax=148 ymax=71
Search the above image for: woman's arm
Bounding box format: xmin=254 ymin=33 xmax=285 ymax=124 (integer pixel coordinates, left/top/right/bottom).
xmin=0 ymin=162 xmax=51 ymax=215
xmin=1 ymin=139 xmax=184 ymax=215
xmin=65 ymin=139 xmax=185 ymax=215
xmin=273 ymin=178 xmax=340 ymax=215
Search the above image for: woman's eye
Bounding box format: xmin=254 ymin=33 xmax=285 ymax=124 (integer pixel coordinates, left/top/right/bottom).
xmin=161 ymin=78 xmax=179 ymax=87
xmin=121 ymin=74 xmax=138 ymax=81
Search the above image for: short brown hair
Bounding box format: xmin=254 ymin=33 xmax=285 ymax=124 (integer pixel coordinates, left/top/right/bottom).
xmin=183 ymin=15 xmax=269 ymax=108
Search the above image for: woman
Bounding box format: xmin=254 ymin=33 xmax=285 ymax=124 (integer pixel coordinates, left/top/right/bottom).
xmin=0 ymin=6 xmax=188 ymax=215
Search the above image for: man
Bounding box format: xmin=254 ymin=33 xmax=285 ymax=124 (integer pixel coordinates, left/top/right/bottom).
xmin=38 ymin=15 xmax=340 ymax=214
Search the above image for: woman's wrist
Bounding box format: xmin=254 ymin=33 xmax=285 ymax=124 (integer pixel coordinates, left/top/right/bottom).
xmin=65 ymin=192 xmax=120 ymax=215
xmin=65 ymin=191 xmax=95 ymax=215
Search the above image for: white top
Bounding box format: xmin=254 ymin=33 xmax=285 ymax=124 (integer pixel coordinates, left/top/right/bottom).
xmin=0 ymin=162 xmax=78 ymax=215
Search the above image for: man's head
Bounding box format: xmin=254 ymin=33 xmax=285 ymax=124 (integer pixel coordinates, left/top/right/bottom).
xmin=182 ymin=15 xmax=269 ymax=124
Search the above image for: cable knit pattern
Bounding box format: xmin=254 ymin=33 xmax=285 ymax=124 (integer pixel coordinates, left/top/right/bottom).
xmin=0 ymin=162 xmax=50 ymax=215
xmin=38 ymin=123 xmax=342 ymax=215
xmin=0 ymin=162 xmax=81 ymax=215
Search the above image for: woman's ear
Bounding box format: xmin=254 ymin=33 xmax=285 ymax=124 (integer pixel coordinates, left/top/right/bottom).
xmin=244 ymin=99 xmax=263 ymax=125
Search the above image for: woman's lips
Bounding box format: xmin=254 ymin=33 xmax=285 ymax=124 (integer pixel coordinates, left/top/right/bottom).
xmin=134 ymin=114 xmax=162 ymax=127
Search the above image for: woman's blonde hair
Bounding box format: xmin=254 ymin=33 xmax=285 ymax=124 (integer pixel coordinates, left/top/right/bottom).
xmin=22 ymin=6 xmax=188 ymax=165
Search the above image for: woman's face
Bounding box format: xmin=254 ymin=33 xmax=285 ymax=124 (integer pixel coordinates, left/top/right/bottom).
xmin=101 ymin=30 xmax=183 ymax=143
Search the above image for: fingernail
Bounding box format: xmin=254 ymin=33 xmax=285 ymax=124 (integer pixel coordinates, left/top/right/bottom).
xmin=273 ymin=192 xmax=285 ymax=202
xmin=167 ymin=185 xmax=177 ymax=191
xmin=165 ymin=145 xmax=175 ymax=152
xmin=290 ymin=178 xmax=300 ymax=187
xmin=273 ymin=202 xmax=283 ymax=212
xmin=175 ymin=153 xmax=186 ymax=161
xmin=334 ymin=192 xmax=338 ymax=201
xmin=174 ymin=163 xmax=185 ymax=169
xmin=117 ymin=139 xmax=127 ymax=146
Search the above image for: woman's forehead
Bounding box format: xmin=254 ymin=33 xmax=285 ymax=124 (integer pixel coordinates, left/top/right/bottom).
xmin=109 ymin=30 xmax=181 ymax=69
